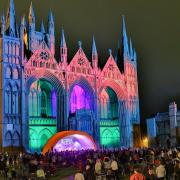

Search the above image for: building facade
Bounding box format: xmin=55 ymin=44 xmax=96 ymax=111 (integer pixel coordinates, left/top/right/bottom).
xmin=0 ymin=0 xmax=140 ymax=152
xmin=147 ymin=102 xmax=180 ymax=147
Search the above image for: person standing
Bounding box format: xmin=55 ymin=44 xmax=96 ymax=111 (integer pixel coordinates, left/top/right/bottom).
xmin=130 ymin=167 xmax=146 ymax=180
xmin=155 ymin=161 xmax=166 ymax=179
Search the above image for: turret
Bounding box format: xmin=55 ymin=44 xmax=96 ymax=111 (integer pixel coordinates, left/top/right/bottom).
xmin=92 ymin=36 xmax=98 ymax=68
xmin=1 ymin=12 xmax=5 ymax=35
xmin=6 ymin=0 xmax=16 ymax=37
xmin=20 ymin=15 xmax=28 ymax=49
xmin=122 ymin=16 xmax=129 ymax=60
xmin=60 ymin=28 xmax=67 ymax=67
xmin=28 ymin=2 xmax=35 ymax=32
xmin=40 ymin=20 xmax=45 ymax=34
xmin=20 ymin=15 xmax=26 ymax=36
xmin=129 ymin=38 xmax=133 ymax=60
xmin=48 ymin=10 xmax=55 ymax=55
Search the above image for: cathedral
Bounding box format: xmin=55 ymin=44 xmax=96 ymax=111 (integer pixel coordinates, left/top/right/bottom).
xmin=0 ymin=0 xmax=140 ymax=152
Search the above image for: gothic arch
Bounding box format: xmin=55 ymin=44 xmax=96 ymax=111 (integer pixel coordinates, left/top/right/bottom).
xmin=26 ymin=70 xmax=64 ymax=95
xmin=68 ymin=76 xmax=94 ymax=94
xmin=12 ymin=66 xmax=19 ymax=79
xmin=5 ymin=83 xmax=12 ymax=114
xmin=99 ymin=80 xmax=127 ymax=100
xmin=38 ymin=128 xmax=53 ymax=149
xmin=5 ymin=131 xmax=12 ymax=146
xmin=5 ymin=65 xmax=12 ymax=79
xmin=12 ymin=83 xmax=19 ymax=114
xmin=68 ymin=76 xmax=95 ymax=112
xmin=12 ymin=131 xmax=20 ymax=146
xmin=25 ymin=69 xmax=65 ymax=152
xmin=38 ymin=128 xmax=53 ymax=138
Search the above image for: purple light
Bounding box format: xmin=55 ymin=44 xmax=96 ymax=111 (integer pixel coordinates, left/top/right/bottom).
xmin=70 ymin=85 xmax=91 ymax=113
xmin=52 ymin=90 xmax=56 ymax=117
xmin=53 ymin=134 xmax=96 ymax=151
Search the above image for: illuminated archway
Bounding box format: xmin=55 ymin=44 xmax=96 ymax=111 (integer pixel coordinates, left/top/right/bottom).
xmin=28 ymin=79 xmax=57 ymax=152
xmin=99 ymin=86 xmax=120 ymax=148
xmin=69 ymin=78 xmax=95 ymax=113
xmin=26 ymin=70 xmax=65 ymax=152
xmin=42 ymin=130 xmax=97 ymax=154
xmin=68 ymin=78 xmax=95 ymax=136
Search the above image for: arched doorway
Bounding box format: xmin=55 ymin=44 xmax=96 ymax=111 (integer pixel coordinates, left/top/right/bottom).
xmin=68 ymin=82 xmax=94 ymax=136
xmin=99 ymin=87 xmax=120 ymax=148
xmin=28 ymin=79 xmax=57 ymax=152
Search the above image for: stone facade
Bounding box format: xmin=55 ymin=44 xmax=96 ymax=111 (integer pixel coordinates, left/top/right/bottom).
xmin=0 ymin=0 xmax=140 ymax=152
xmin=147 ymin=102 xmax=180 ymax=147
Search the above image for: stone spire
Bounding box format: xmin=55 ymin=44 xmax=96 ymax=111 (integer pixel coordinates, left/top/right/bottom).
xmin=92 ymin=36 xmax=98 ymax=68
xmin=6 ymin=0 xmax=16 ymax=36
xmin=122 ymin=15 xmax=129 ymax=59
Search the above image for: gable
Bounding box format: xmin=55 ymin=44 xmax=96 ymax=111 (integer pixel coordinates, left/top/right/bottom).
xmin=101 ymin=56 xmax=122 ymax=80
xmin=25 ymin=42 xmax=58 ymax=70
xmin=68 ymin=48 xmax=93 ymax=74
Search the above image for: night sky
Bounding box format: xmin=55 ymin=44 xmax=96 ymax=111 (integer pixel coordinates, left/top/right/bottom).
xmin=1 ymin=0 xmax=180 ymax=126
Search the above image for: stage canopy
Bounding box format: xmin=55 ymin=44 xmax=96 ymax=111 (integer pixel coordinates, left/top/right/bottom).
xmin=42 ymin=130 xmax=97 ymax=154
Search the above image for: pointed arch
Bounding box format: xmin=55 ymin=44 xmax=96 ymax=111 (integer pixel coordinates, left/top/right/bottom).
xmin=101 ymin=128 xmax=113 ymax=147
xmin=5 ymin=65 xmax=12 ymax=79
xmin=5 ymin=83 xmax=12 ymax=114
xmin=5 ymin=131 xmax=12 ymax=146
xmin=12 ymin=83 xmax=19 ymax=114
xmin=99 ymin=80 xmax=127 ymax=100
xmin=68 ymin=76 xmax=95 ymax=113
xmin=13 ymin=66 xmax=19 ymax=79
xmin=12 ymin=131 xmax=20 ymax=146
xmin=38 ymin=128 xmax=53 ymax=149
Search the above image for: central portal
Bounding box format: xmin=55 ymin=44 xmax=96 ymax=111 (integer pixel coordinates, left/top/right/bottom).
xmin=69 ymin=84 xmax=94 ymax=136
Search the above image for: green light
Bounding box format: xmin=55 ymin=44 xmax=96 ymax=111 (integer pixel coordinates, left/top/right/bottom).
xmin=29 ymin=79 xmax=57 ymax=152
xmin=100 ymin=126 xmax=120 ymax=148
xmin=29 ymin=126 xmax=56 ymax=152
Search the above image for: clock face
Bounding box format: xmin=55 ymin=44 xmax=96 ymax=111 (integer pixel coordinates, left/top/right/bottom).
xmin=40 ymin=51 xmax=50 ymax=60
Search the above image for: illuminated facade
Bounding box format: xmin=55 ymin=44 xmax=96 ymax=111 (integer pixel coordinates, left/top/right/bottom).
xmin=0 ymin=0 xmax=140 ymax=152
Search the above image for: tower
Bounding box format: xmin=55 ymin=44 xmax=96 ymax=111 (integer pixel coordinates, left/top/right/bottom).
xmin=120 ymin=16 xmax=140 ymax=147
xmin=6 ymin=0 xmax=16 ymax=37
xmin=60 ymin=28 xmax=67 ymax=69
xmin=28 ymin=2 xmax=35 ymax=51
xmin=0 ymin=0 xmax=24 ymax=151
xmin=92 ymin=36 xmax=98 ymax=69
xmin=1 ymin=12 xmax=5 ymax=35
xmin=48 ymin=10 xmax=55 ymax=56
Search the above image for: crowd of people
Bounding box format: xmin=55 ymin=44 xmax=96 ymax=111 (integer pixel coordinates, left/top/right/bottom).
xmin=0 ymin=147 xmax=179 ymax=179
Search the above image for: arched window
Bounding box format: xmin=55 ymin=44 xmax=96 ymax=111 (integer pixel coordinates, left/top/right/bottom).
xmin=12 ymin=84 xmax=18 ymax=114
xmin=6 ymin=66 xmax=12 ymax=79
xmin=5 ymin=84 xmax=12 ymax=114
xmin=5 ymin=131 xmax=12 ymax=147
xmin=13 ymin=67 xmax=19 ymax=79
xmin=12 ymin=131 xmax=20 ymax=146
xmin=5 ymin=43 xmax=8 ymax=54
